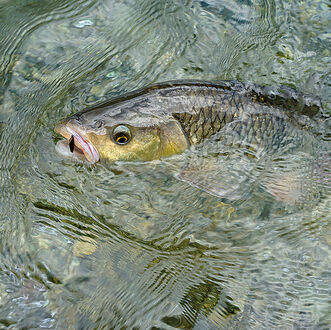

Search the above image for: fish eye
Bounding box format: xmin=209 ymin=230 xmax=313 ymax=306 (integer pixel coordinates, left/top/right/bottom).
xmin=112 ymin=125 xmax=132 ymax=145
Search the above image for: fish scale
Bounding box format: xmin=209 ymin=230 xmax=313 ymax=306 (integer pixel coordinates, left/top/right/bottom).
xmin=172 ymin=89 xmax=248 ymax=147
xmin=172 ymin=86 xmax=307 ymax=156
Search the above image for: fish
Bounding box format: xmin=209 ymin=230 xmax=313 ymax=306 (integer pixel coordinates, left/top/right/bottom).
xmin=55 ymin=80 xmax=327 ymax=204
xmin=55 ymin=80 xmax=321 ymax=164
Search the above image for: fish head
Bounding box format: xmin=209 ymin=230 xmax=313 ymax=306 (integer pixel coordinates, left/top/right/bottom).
xmin=55 ymin=100 xmax=189 ymax=163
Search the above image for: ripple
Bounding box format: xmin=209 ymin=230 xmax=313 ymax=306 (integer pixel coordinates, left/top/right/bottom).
xmin=0 ymin=0 xmax=330 ymax=327
xmin=0 ymin=0 xmax=98 ymax=88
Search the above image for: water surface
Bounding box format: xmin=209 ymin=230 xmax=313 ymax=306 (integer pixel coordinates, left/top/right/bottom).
xmin=0 ymin=0 xmax=330 ymax=328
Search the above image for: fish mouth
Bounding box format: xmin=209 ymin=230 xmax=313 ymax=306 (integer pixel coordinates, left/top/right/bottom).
xmin=55 ymin=124 xmax=100 ymax=163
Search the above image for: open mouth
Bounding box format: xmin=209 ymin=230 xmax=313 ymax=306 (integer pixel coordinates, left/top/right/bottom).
xmin=55 ymin=125 xmax=100 ymax=163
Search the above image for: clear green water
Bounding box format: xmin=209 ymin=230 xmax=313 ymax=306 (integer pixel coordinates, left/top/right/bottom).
xmin=0 ymin=0 xmax=330 ymax=328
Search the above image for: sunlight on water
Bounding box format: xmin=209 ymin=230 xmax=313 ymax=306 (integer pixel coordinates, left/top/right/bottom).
xmin=0 ymin=0 xmax=330 ymax=328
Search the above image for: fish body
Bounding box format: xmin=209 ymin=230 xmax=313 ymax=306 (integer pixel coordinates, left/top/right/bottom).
xmin=55 ymin=81 xmax=318 ymax=163
xmin=55 ymin=80 xmax=328 ymax=204
xmin=55 ymin=80 xmax=320 ymax=163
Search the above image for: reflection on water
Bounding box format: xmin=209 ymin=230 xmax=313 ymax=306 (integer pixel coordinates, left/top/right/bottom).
xmin=0 ymin=0 xmax=330 ymax=328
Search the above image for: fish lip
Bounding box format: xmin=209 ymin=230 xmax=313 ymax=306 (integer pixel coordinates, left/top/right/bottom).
xmin=55 ymin=123 xmax=100 ymax=163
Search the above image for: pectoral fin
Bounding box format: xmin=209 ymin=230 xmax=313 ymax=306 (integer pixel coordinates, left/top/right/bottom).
xmin=177 ymin=145 xmax=257 ymax=201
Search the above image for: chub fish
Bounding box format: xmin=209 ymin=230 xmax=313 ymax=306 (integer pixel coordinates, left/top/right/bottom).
xmin=55 ymin=80 xmax=320 ymax=164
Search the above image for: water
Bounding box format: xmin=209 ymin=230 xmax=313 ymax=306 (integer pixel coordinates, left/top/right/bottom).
xmin=0 ymin=0 xmax=330 ymax=328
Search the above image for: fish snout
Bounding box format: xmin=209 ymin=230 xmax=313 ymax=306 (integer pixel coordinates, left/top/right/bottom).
xmin=54 ymin=116 xmax=100 ymax=163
